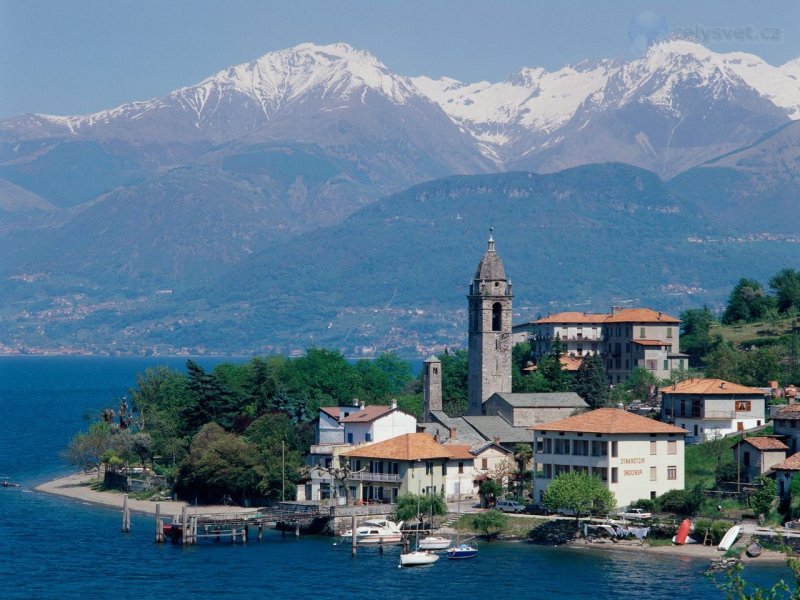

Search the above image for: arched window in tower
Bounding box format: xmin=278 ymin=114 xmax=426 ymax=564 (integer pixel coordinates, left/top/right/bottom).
xmin=492 ymin=302 xmax=503 ymax=332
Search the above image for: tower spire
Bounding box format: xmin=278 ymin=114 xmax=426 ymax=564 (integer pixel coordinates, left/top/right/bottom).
xmin=487 ymin=227 xmax=495 ymax=252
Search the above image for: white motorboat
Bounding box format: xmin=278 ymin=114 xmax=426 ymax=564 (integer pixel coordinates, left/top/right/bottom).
xmin=340 ymin=519 xmax=404 ymax=545
xmin=418 ymin=535 xmax=451 ymax=550
xmin=399 ymin=549 xmax=439 ymax=566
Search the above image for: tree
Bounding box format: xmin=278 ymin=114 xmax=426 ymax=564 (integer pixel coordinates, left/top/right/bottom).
xmin=657 ymin=486 xmax=704 ymax=516
xmin=183 ymin=360 xmax=238 ymax=433
xmin=573 ymin=353 xmax=609 ymax=408
xmin=680 ymin=307 xmax=716 ymax=366
xmin=770 ymin=268 xmax=800 ymax=315
xmin=244 ymin=413 xmax=308 ymax=501
xmin=469 ymin=510 xmax=508 ymax=541
xmin=63 ymin=422 xmax=113 ymax=475
xmin=722 ymin=278 xmax=775 ymax=324
xmin=478 ymin=478 xmax=503 ymax=508
xmin=542 ymin=472 xmax=616 ymax=524
xmin=738 ymin=346 xmax=783 ymax=387
xmin=703 ymin=339 xmax=740 ymax=382
xmin=537 ymin=339 xmax=574 ymax=392
xmin=750 ymin=475 xmax=776 ymax=519
xmin=395 ymin=493 xmax=447 ymax=523
xmin=624 ymin=367 xmax=658 ymax=403
xmin=175 ymin=423 xmax=263 ymax=504
xmin=439 ymin=349 xmax=469 ymax=416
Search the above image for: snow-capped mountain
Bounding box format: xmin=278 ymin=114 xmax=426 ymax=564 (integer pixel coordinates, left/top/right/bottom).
xmin=412 ymin=39 xmax=799 ymax=176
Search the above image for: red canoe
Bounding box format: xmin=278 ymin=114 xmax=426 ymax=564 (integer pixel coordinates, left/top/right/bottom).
xmin=674 ymin=519 xmax=691 ymax=545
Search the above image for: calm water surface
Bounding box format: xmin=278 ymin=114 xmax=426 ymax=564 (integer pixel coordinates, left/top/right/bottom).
xmin=0 ymin=357 xmax=791 ymax=599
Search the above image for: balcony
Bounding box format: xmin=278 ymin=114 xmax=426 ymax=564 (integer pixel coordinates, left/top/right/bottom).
xmin=348 ymin=472 xmax=401 ymax=483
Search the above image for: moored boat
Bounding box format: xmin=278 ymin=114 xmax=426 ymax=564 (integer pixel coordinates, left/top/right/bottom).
xmin=447 ymin=542 xmax=478 ymax=559
xmin=399 ymin=549 xmax=439 ymax=566
xmin=340 ymin=518 xmax=404 ymax=545
xmin=418 ymin=535 xmax=451 ymax=550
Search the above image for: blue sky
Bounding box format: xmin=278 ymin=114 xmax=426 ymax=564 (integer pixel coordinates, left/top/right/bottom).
xmin=1 ymin=0 xmax=798 ymax=118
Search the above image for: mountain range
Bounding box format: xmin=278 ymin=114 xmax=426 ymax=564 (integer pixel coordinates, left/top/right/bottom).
xmin=0 ymin=40 xmax=798 ymax=356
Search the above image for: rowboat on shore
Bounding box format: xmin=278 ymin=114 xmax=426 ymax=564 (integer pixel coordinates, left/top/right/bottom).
xmin=718 ymin=525 xmax=741 ymax=551
xmin=746 ymin=542 xmax=762 ymax=558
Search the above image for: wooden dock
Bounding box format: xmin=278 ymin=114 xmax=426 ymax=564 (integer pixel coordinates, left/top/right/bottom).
xmin=147 ymin=502 xmax=326 ymax=545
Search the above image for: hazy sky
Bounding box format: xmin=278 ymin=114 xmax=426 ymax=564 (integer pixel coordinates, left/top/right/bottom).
xmin=1 ymin=0 xmax=798 ymax=118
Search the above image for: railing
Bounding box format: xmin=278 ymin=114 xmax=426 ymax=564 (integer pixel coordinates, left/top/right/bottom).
xmin=347 ymin=472 xmax=401 ymax=483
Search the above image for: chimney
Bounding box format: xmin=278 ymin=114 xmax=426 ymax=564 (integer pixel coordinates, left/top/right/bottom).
xmin=720 ymin=382 xmax=726 ymax=390
xmin=658 ymin=311 xmax=662 ymax=319
xmin=352 ymin=398 xmax=359 ymax=407
xmin=359 ymin=401 xmax=365 ymax=410
xmin=391 ymin=398 xmax=397 ymax=410
xmin=449 ymin=427 xmax=457 ymax=441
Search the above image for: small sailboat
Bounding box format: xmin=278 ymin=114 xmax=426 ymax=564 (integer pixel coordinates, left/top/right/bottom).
xmin=399 ymin=493 xmax=439 ymax=567
xmin=447 ymin=484 xmax=478 ymax=560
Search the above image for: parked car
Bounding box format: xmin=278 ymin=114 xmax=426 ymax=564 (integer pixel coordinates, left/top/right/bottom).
xmin=524 ymin=503 xmax=552 ymax=515
xmin=616 ymin=508 xmax=652 ymax=520
xmin=495 ymin=500 xmax=526 ymax=513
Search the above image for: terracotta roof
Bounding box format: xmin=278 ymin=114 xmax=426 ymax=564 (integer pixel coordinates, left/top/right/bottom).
xmin=533 ymin=312 xmax=609 ymax=324
xmin=772 ymin=453 xmax=800 ymax=471
xmin=632 ymin=340 xmax=670 ymax=347
xmin=320 ymin=407 xmax=340 ymax=419
xmin=531 ymin=407 xmax=687 ymax=434
xmin=342 ymin=433 xmax=452 ymax=461
xmin=773 ymin=405 xmax=800 ymax=420
xmin=339 ymin=405 xmax=393 ymax=423
xmin=660 ymin=378 xmax=765 ymax=395
xmin=524 ymin=355 xmax=585 ymax=372
xmin=605 ymin=308 xmax=680 ymax=323
xmin=738 ymin=437 xmax=788 ymax=452
xmin=444 ymin=443 xmax=474 ymax=460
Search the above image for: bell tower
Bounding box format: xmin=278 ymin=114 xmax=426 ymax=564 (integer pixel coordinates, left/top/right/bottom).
xmin=467 ymin=231 xmax=513 ymax=416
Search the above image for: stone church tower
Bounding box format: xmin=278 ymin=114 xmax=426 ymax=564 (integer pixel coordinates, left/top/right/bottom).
xmin=467 ymin=232 xmax=513 ymax=416
xmin=422 ymin=356 xmax=442 ymax=422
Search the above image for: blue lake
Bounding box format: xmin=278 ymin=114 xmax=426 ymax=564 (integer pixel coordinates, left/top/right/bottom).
xmin=0 ymin=356 xmax=792 ymax=599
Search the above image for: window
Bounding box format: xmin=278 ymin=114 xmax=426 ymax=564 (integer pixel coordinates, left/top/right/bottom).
xmin=650 ymin=441 xmax=657 ymax=455
xmin=442 ymin=463 xmax=447 ymax=476
xmin=481 ymin=458 xmax=488 ymax=470
xmin=458 ymin=462 xmax=464 ymax=474
xmin=736 ymin=400 xmax=752 ymax=412
xmin=667 ymin=466 xmax=677 ymax=481
xmin=650 ymin=491 xmax=657 ymax=500
xmin=650 ymin=466 xmax=657 ymax=481
xmin=425 ymin=461 xmax=433 ymax=475
xmin=492 ymin=302 xmax=503 ymax=332
xmin=663 ymin=359 xmax=669 ymax=371
xmin=347 ymin=433 xmax=354 ymax=443
xmin=543 ymin=464 xmax=552 ymax=479
xmin=611 ymin=468 xmax=618 ymax=483
xmin=611 ymin=441 xmax=618 ymax=457
xmin=365 ymin=433 xmax=372 ymax=442
xmin=640 ymin=327 xmax=646 ymax=338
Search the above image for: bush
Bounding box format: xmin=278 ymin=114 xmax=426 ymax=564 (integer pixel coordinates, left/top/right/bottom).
xmin=629 ymin=498 xmax=657 ymax=513
xmin=657 ymin=487 xmax=704 ymax=516
xmin=469 ymin=510 xmax=509 ymax=541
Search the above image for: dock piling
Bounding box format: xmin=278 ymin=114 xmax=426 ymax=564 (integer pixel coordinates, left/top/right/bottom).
xmin=155 ymin=503 xmax=164 ymax=543
xmin=351 ymin=516 xmax=357 ymax=557
xmin=121 ymin=494 xmax=131 ymax=533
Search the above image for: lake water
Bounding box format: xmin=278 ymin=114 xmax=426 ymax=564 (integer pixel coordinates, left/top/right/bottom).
xmin=0 ymin=356 xmax=791 ymax=599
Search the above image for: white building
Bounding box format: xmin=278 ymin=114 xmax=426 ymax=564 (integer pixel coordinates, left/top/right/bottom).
xmin=660 ymin=379 xmax=767 ymax=444
xmin=522 ymin=311 xmax=608 ymax=359
xmin=301 ymin=402 xmax=418 ymax=502
xmin=532 ymin=407 xmax=687 ymax=508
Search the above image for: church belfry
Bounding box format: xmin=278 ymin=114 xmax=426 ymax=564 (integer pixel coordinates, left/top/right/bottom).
xmin=467 ymin=231 xmax=513 ymax=416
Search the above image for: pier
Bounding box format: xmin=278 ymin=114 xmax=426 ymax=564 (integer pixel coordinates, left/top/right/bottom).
xmin=149 ymin=502 xmax=326 ymax=545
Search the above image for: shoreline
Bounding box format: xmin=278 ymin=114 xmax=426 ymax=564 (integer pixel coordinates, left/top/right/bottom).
xmin=34 ymin=473 xmax=794 ymax=568
xmin=35 ymin=472 xmax=243 ymax=518
xmin=564 ymin=537 xmax=788 ymax=564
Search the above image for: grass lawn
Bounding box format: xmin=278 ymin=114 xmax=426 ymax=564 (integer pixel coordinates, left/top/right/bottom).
xmin=716 ymin=317 xmax=798 ymax=346
xmin=685 ymin=436 xmax=741 ymax=490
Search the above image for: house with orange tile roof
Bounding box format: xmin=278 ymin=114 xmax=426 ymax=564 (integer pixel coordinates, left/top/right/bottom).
xmin=660 ymin=378 xmax=767 ymax=444
xmin=340 ymin=433 xmax=453 ymax=503
xmin=301 ymin=400 xmax=418 ymax=503
xmin=516 ymin=311 xmax=608 ymax=360
xmin=441 ymin=438 xmax=513 ymax=501
xmin=771 ymin=404 xmax=800 ymax=454
xmin=531 ymin=407 xmax=687 ymax=508
xmin=732 ymin=437 xmax=788 ymax=483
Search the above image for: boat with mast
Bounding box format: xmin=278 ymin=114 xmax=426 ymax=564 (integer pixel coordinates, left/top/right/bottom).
xmin=399 ymin=485 xmax=440 ymax=566
xmin=447 ymin=483 xmax=478 ymax=559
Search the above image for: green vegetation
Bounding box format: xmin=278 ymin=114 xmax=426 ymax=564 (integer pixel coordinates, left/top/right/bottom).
xmin=469 ymin=510 xmax=509 ymax=541
xmin=64 ymin=350 xmax=419 ymax=504
xmin=573 ymin=353 xmax=609 ymax=408
xmin=395 ymin=493 xmax=447 ymax=523
xmin=542 ymin=472 xmax=616 ymax=522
